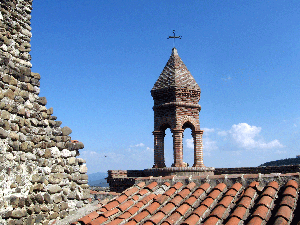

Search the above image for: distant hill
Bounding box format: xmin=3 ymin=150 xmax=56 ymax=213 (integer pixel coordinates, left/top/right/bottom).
xmin=260 ymin=157 xmax=300 ymax=167
xmin=88 ymin=172 xmax=109 ymax=187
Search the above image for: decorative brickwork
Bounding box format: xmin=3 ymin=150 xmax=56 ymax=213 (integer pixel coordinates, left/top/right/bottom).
xmin=0 ymin=1 xmax=89 ymax=224
xmin=151 ymin=48 xmax=204 ymax=168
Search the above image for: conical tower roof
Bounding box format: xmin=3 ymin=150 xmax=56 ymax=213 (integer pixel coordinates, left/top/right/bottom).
xmin=152 ymin=48 xmax=200 ymax=91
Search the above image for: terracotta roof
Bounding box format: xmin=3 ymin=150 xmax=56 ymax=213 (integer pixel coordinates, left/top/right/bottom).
xmin=73 ymin=173 xmax=300 ymax=224
xmin=152 ymin=48 xmax=200 ymax=91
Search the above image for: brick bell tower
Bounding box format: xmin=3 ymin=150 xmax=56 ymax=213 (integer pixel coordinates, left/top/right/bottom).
xmin=151 ymin=48 xmax=205 ymax=168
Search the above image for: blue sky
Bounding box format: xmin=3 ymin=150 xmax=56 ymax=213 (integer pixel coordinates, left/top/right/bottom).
xmin=30 ymin=1 xmax=300 ymax=174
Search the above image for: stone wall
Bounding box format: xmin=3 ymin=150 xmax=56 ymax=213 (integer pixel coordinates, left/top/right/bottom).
xmin=0 ymin=1 xmax=89 ymax=224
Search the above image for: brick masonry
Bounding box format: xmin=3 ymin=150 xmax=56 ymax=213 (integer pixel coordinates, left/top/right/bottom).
xmin=107 ymin=165 xmax=300 ymax=192
xmin=0 ymin=1 xmax=89 ymax=224
xmin=151 ymin=48 xmax=204 ymax=168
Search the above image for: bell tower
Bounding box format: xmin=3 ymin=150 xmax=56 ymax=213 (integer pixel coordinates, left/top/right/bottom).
xmin=151 ymin=48 xmax=205 ymax=168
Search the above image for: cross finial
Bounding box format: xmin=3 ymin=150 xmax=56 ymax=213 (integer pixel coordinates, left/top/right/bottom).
xmin=167 ymin=30 xmax=182 ymax=47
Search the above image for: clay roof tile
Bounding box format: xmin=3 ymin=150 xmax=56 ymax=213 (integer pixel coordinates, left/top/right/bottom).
xmin=193 ymin=205 xmax=209 ymax=217
xmin=116 ymin=194 xmax=128 ymax=204
xmin=203 ymin=216 xmax=219 ymax=225
xmin=182 ymin=214 xmax=200 ymax=225
xmin=178 ymin=188 xmax=191 ymax=198
xmin=214 ymin=183 xmax=227 ymax=192
xmin=201 ymin=197 xmax=215 ymax=208
xmin=208 ymin=189 xmax=221 ymax=200
xmin=144 ymin=222 xmax=154 ymax=225
xmin=230 ymin=183 xmax=243 ymax=192
xmin=161 ymin=222 xmax=170 ymax=225
xmin=132 ymin=195 xmax=139 ymax=201
xmin=218 ymin=195 xmax=234 ymax=208
xmin=258 ymin=195 xmax=274 ymax=208
xmin=186 ymin=182 xmax=196 ymax=190
xmin=282 ymin=186 xmax=297 ymax=198
xmin=200 ymin=183 xmax=211 ymax=191
xmin=165 ymin=187 xmax=177 ymax=196
xmin=118 ymin=211 xmax=132 ymax=220
xmin=238 ymin=196 xmax=252 ymax=209
xmin=231 ymin=206 xmax=247 ymax=220
xmin=123 ymin=220 xmax=137 ymax=225
xmin=285 ymin=179 xmax=298 ymax=189
xmin=89 ymin=216 xmax=108 ymax=225
xmin=225 ymin=216 xmax=241 ymax=225
xmin=280 ymin=195 xmax=296 ymax=209
xmin=128 ymin=206 xmax=139 ymax=215
xmin=184 ymin=196 xmax=197 ymax=206
xmin=210 ymin=205 xmax=227 ymax=219
xmin=262 ymin=187 xmax=277 ymax=198
xmin=146 ymin=202 xmax=160 ymax=214
xmin=132 ymin=210 xmax=149 ymax=222
xmin=146 ymin=182 xmax=158 ymax=191
xmin=140 ymin=193 xmax=156 ymax=205
xmin=135 ymin=201 xmax=144 ymax=208
xmin=174 ymin=182 xmax=184 ymax=190
xmin=165 ymin=212 xmax=182 ymax=225
xmin=164 ymin=182 xmax=171 ymax=187
xmin=138 ymin=189 xmax=149 ymax=196
xmin=171 ymin=195 xmax=183 ymax=206
xmin=124 ymin=187 xmax=139 ymax=197
xmin=243 ymin=188 xmax=256 ymax=199
xmin=247 ymin=216 xmax=264 ymax=225
xmin=98 ymin=207 xmax=107 ymax=213
xmin=154 ymin=194 xmax=162 ymax=201
xmin=160 ymin=202 xmax=176 ymax=214
xmin=176 ymin=203 xmax=191 ymax=216
xmin=87 ymin=211 xmax=99 ymax=220
xmin=273 ymin=216 xmax=289 ymax=225
xmin=103 ymin=208 xmax=119 ymax=218
xmin=192 ymin=188 xmax=205 ymax=198
xmin=275 ymin=205 xmax=292 ymax=221
xmin=225 ymin=189 xmax=238 ymax=197
xmin=147 ymin=212 xmax=166 ymax=224
xmin=104 ymin=200 xmax=119 ymax=211
xmin=267 ymin=181 xmax=279 ymax=190
xmin=252 ymin=205 xmax=270 ymax=220
xmin=118 ymin=200 xmax=134 ymax=212
xmin=248 ymin=181 xmax=260 ymax=189
xmin=106 ymin=218 xmax=124 ymax=225
xmin=137 ymin=182 xmax=146 ymax=188
xmin=78 ymin=215 xmax=92 ymax=224
xmin=155 ymin=194 xmax=169 ymax=204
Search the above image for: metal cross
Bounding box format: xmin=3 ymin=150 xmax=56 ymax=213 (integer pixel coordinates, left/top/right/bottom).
xmin=167 ymin=30 xmax=182 ymax=47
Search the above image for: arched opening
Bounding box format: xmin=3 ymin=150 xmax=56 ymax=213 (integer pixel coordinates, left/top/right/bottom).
xmin=159 ymin=124 xmax=172 ymax=167
xmin=164 ymin=128 xmax=173 ymax=167
xmin=182 ymin=122 xmax=196 ymax=167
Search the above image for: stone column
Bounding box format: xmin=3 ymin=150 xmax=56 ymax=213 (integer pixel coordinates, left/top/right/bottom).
xmin=193 ymin=130 xmax=205 ymax=167
xmin=171 ymin=129 xmax=184 ymax=167
xmin=152 ymin=131 xmax=166 ymax=168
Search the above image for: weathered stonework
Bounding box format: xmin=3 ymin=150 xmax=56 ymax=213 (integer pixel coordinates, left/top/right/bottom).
xmin=0 ymin=1 xmax=89 ymax=224
xmin=151 ymin=48 xmax=205 ymax=168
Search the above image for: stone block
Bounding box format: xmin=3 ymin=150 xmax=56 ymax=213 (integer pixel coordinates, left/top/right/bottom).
xmin=0 ymin=127 xmax=8 ymax=138
xmin=47 ymin=185 xmax=62 ymax=194
xmin=37 ymin=97 xmax=47 ymax=105
xmin=11 ymin=209 xmax=26 ymax=218
xmin=61 ymin=126 xmax=72 ymax=136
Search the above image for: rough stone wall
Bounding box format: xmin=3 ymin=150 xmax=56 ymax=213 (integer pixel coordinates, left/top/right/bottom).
xmin=0 ymin=1 xmax=89 ymax=224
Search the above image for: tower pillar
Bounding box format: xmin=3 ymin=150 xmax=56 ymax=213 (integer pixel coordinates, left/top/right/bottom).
xmin=172 ymin=129 xmax=185 ymax=167
xmin=153 ymin=131 xmax=166 ymax=168
xmin=193 ymin=130 xmax=205 ymax=167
